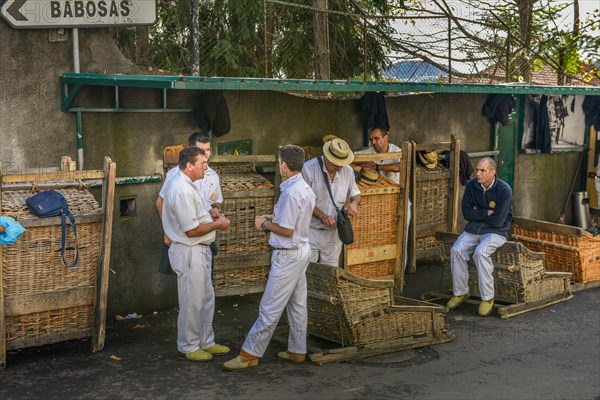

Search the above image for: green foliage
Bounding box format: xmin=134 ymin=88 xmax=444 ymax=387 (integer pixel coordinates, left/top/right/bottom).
xmin=114 ymin=0 xmax=394 ymax=79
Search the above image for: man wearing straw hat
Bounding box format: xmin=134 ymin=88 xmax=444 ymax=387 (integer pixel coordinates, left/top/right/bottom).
xmin=447 ymin=157 xmax=513 ymax=317
xmin=354 ymin=127 xmax=402 ymax=184
xmin=302 ymin=138 xmax=361 ymax=267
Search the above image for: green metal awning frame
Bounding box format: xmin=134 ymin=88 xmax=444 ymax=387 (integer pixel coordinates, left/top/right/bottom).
xmin=60 ymin=73 xmax=600 ymax=113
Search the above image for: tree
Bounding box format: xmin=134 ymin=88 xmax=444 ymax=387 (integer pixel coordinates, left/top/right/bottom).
xmin=382 ymin=0 xmax=600 ymax=83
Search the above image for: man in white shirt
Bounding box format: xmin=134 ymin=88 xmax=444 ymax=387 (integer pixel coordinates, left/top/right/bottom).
xmin=157 ymin=132 xmax=223 ymax=277
xmin=353 ymin=127 xmax=402 ymax=184
xmin=301 ymin=138 xmax=361 ymax=266
xmin=157 ymin=132 xmax=223 ymax=245
xmin=162 ymin=146 xmax=231 ymax=362
xmin=223 ymin=145 xmax=316 ymax=371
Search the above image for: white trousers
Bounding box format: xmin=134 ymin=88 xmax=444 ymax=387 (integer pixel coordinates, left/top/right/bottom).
xmin=308 ymin=227 xmax=342 ymax=267
xmin=450 ymin=231 xmax=507 ymax=301
xmin=242 ymin=243 xmax=311 ymax=357
xmin=169 ymin=243 xmax=216 ymax=354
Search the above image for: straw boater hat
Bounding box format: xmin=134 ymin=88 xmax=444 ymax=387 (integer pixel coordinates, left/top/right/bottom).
xmin=323 ymin=138 xmax=354 ymax=166
xmin=322 ymin=134 xmax=340 ymax=143
xmin=359 ymin=167 xmax=380 ymax=185
xmin=418 ymin=150 xmax=438 ymax=169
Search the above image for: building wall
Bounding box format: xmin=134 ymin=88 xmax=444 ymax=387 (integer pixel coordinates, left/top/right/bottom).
xmin=0 ymin=22 xmax=585 ymax=315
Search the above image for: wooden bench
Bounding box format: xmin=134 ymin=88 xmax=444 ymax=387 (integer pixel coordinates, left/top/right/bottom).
xmin=421 ymin=232 xmax=572 ymax=318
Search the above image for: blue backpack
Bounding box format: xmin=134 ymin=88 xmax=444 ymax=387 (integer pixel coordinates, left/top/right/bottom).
xmin=26 ymin=190 xmax=79 ymax=268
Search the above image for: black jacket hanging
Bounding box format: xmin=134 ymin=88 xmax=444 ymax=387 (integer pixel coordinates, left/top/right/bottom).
xmin=356 ymin=92 xmax=390 ymax=132
xmin=482 ymin=94 xmax=516 ymax=126
xmin=533 ymin=95 xmax=552 ymax=153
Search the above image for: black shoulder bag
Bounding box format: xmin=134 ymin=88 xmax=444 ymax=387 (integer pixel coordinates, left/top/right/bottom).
xmin=26 ymin=190 xmax=79 ymax=268
xmin=317 ymin=157 xmax=354 ymax=245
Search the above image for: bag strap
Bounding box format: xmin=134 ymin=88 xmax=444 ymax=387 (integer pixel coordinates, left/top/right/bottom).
xmin=317 ymin=157 xmax=341 ymax=213
xmin=60 ymin=209 xmax=79 ymax=268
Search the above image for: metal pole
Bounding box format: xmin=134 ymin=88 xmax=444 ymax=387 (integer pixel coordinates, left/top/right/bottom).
xmin=72 ymin=28 xmax=83 ymax=170
xmin=447 ymin=17 xmax=452 ymax=83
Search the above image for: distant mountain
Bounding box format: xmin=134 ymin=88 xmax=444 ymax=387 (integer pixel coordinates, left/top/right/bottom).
xmin=382 ymin=61 xmax=448 ymax=82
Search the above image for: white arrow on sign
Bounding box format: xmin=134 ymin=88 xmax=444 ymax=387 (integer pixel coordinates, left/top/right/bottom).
xmin=1 ymin=0 xmax=157 ymax=29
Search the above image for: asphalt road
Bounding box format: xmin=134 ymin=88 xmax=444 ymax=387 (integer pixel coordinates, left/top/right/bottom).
xmin=1 ymin=264 xmax=599 ymax=400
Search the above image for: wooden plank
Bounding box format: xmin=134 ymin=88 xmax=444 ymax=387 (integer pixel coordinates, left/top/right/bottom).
xmin=1 ymin=170 xmax=104 ymax=184
xmin=409 ymin=142 xmax=417 ymax=273
xmin=449 ymin=136 xmax=460 ymax=233
xmin=309 ymin=332 xmax=455 ymax=364
xmin=353 ymin=152 xmax=402 ymax=162
xmin=498 ymin=294 xmax=574 ymax=319
xmin=2 ymin=181 xmax=94 ymax=191
xmin=346 ymin=244 xmax=397 ymax=266
xmin=221 ymin=188 xmax=275 ymax=198
xmin=211 ymin=154 xmax=277 ymax=163
xmin=358 ymin=185 xmax=400 ymax=196
xmin=7 ymin=328 xmax=93 ymax=351
xmin=393 ymin=295 xmax=448 ymax=309
xmin=394 ymin=141 xmax=412 ymax=295
xmin=570 ymin=280 xmax=600 ymax=292
xmin=92 ymin=157 xmax=116 ymax=353
xmin=413 ymin=143 xmax=451 ymax=152
xmin=215 ymin=284 xmax=265 ymax=297
xmin=4 ymin=287 xmax=95 ymax=316
xmin=18 ymin=213 xmax=103 ymax=228
xmin=512 ymin=216 xmax=586 ymax=238
xmin=0 ymin=162 xmax=5 ymax=369
xmin=512 ymin=234 xmax=580 ymax=251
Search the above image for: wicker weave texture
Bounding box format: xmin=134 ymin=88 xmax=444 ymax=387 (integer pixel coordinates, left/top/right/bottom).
xmin=5 ymin=305 xmax=93 ymax=344
xmin=416 ymin=235 xmax=442 ymax=260
xmin=213 ymin=265 xmax=268 ymax=290
xmin=440 ymin=241 xmax=568 ymax=303
xmin=346 ymin=177 xmax=398 ymax=279
xmin=512 ymin=225 xmax=600 ymax=283
xmin=2 ymin=223 xmax=100 ymax=296
xmin=350 ymin=192 xmax=397 ymax=248
xmin=415 ymin=168 xmax=449 ymax=226
xmin=346 ymin=259 xmax=394 ymax=280
xmin=307 ymin=264 xmax=448 ymax=346
xmin=214 ymin=172 xmax=274 ymax=290
xmin=1 ymin=186 xmax=102 ymax=348
xmin=1 ymin=188 xmax=102 ymax=219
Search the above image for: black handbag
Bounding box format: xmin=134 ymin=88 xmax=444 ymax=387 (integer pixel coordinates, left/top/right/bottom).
xmin=317 ymin=158 xmax=354 ymax=245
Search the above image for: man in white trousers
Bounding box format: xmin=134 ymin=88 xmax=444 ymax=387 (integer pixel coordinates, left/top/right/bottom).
xmin=161 ymin=146 xmax=231 ymax=361
xmin=223 ymin=145 xmax=316 ymax=371
xmin=447 ymin=157 xmax=513 ymax=317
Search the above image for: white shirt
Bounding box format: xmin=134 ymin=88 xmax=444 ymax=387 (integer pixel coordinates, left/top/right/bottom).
xmin=269 ymin=173 xmax=316 ymax=249
xmin=161 ymin=169 xmax=215 ymax=246
xmin=355 ymin=143 xmax=402 ymax=184
xmin=159 ymin=165 xmax=222 ymax=212
xmin=301 ymin=156 xmax=360 ymax=230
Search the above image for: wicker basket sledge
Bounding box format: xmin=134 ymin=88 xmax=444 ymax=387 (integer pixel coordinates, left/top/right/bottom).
xmin=213 ymin=171 xmax=274 ymax=295
xmin=306 ymin=262 xmax=453 ymax=348
xmin=346 ymin=175 xmax=399 ymax=279
xmin=512 ymin=217 xmax=600 ymax=283
xmin=415 ymin=166 xmax=450 ymax=260
xmin=0 ymin=157 xmax=115 ymax=369
xmin=435 ymin=232 xmax=572 ymax=314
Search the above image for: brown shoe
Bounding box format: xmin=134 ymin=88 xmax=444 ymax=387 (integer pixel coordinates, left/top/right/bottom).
xmin=277 ymin=351 xmax=306 ymax=364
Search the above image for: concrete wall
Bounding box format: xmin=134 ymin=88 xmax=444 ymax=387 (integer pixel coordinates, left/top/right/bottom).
xmin=0 ymin=21 xmax=584 ymax=315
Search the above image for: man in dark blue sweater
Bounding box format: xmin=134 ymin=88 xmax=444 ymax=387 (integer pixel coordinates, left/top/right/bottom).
xmin=447 ymin=157 xmax=513 ymax=317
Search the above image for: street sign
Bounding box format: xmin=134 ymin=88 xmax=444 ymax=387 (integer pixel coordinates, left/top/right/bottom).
xmin=0 ymin=0 xmax=157 ymax=29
